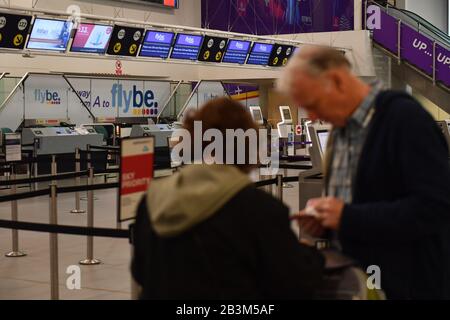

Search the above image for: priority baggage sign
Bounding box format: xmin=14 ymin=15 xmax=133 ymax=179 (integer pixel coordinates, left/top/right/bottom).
xmin=118 ymin=136 xmax=154 ymax=222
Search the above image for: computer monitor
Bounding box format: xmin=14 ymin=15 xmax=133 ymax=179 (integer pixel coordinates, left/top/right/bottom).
xmin=279 ymin=106 xmax=292 ymax=124
xmin=249 ymin=106 xmax=263 ymax=126
xmin=27 ymin=17 xmax=73 ymax=52
xmin=307 ymin=123 xmax=331 ymax=170
xmin=317 ymin=130 xmax=329 ymax=155
xmin=70 ymin=23 xmax=113 ymax=54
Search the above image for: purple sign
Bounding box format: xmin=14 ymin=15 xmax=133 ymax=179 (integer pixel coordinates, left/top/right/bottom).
xmin=145 ymin=31 xmax=174 ymax=44
xmin=176 ymin=34 xmax=202 ymax=47
xmin=436 ymin=44 xmax=450 ymax=87
xmin=373 ymin=10 xmax=398 ymax=55
xmin=401 ymin=24 xmax=434 ymax=75
xmin=201 ymin=0 xmax=354 ymax=35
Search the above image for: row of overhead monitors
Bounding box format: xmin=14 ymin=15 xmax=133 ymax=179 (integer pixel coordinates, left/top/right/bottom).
xmin=0 ymin=12 xmax=296 ymax=67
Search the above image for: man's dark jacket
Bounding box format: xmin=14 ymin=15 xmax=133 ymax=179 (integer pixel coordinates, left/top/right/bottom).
xmin=338 ymin=91 xmax=450 ymax=299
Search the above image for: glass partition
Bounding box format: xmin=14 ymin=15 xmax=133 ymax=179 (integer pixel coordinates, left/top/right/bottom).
xmin=158 ymin=82 xmax=193 ymax=122
xmin=177 ymin=81 xmax=229 ymax=121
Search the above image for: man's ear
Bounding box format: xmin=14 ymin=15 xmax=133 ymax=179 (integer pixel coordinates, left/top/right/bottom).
xmin=325 ymin=69 xmax=345 ymax=93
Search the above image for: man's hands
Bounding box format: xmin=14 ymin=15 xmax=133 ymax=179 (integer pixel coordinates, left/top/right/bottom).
xmin=293 ymin=197 xmax=345 ymax=237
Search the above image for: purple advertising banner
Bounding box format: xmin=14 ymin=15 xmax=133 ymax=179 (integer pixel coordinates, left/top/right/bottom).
xmin=373 ymin=10 xmax=398 ymax=55
xmin=201 ymin=0 xmax=354 ymax=35
xmin=401 ymin=24 xmax=434 ymax=75
xmin=436 ymin=44 xmax=450 ymax=87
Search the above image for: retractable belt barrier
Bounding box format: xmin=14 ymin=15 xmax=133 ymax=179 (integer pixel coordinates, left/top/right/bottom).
xmin=0 ymin=219 xmax=130 ymax=239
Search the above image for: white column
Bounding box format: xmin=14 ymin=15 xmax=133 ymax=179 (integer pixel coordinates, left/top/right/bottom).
xmin=354 ymin=0 xmax=363 ymax=31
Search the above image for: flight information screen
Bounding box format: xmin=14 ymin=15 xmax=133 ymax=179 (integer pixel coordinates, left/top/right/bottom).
xmin=222 ymin=40 xmax=251 ymax=64
xmin=0 ymin=12 xmax=32 ymax=49
xmin=170 ymin=33 xmax=203 ymax=60
xmin=106 ymin=25 xmax=144 ymax=57
xmin=268 ymin=44 xmax=294 ymax=67
xmin=197 ymin=35 xmax=228 ymax=63
xmin=246 ymin=42 xmax=273 ymax=66
xmin=139 ymin=30 xmax=174 ymax=58
xmin=71 ymin=23 xmax=113 ymax=54
xmin=27 ymin=18 xmax=73 ymax=51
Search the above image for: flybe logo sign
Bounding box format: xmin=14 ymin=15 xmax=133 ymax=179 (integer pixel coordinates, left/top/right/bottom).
xmin=77 ymin=84 xmax=159 ymax=116
xmin=110 ymin=84 xmax=158 ymax=115
xmin=34 ymin=89 xmax=62 ymax=105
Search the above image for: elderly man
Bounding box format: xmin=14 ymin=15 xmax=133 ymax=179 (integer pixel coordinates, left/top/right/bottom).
xmin=279 ymin=46 xmax=450 ymax=299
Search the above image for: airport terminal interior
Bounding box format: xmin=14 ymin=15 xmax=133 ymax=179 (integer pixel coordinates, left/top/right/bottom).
xmin=0 ymin=0 xmax=449 ymax=301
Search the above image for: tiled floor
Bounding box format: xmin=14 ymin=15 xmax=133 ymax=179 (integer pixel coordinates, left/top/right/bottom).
xmin=0 ymin=169 xmax=303 ymax=300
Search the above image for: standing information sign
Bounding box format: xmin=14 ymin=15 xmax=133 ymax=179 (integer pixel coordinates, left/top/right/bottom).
xmin=4 ymin=133 xmax=22 ymax=162
xmin=118 ymin=136 xmax=154 ymax=222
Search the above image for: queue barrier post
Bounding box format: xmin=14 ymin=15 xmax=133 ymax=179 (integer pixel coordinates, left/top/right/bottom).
xmin=33 ymin=139 xmax=39 ymax=190
xmin=81 ymin=145 xmax=98 ymax=201
xmin=283 ymin=167 xmax=294 ymax=188
xmin=70 ymin=148 xmax=85 ymax=214
xmin=5 ymin=165 xmax=27 ymax=258
xmin=79 ymin=166 xmax=101 ymax=266
xmin=49 ymin=183 xmax=60 ymax=300
xmin=276 ymin=174 xmax=283 ymax=201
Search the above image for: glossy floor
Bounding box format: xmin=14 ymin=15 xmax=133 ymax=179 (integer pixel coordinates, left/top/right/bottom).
xmin=0 ymin=170 xmax=302 ymax=300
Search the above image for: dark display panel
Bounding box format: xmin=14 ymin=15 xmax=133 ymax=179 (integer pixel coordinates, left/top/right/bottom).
xmin=106 ymin=25 xmax=144 ymax=57
xmin=197 ymin=35 xmax=228 ymax=63
xmin=0 ymin=12 xmax=31 ymax=49
xmin=268 ymin=44 xmax=294 ymax=67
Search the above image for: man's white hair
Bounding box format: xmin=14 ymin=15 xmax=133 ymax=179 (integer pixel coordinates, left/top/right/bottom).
xmin=276 ymin=45 xmax=351 ymax=96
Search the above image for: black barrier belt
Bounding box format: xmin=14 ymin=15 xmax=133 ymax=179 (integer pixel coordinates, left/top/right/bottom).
xmin=279 ymin=164 xmax=312 ymax=170
xmin=0 ymin=183 xmax=119 ymax=203
xmin=0 ymin=170 xmax=88 ymax=186
xmin=254 ymin=178 xmax=278 ymax=188
xmin=0 ymin=189 xmax=50 ymax=203
xmin=95 ymin=168 xmax=119 ymax=175
xmin=283 ymin=176 xmax=299 ymax=183
xmin=58 ymin=182 xmax=119 ymax=194
xmin=88 ymin=145 xmax=120 ymax=151
xmin=0 ymin=219 xmax=129 ymax=239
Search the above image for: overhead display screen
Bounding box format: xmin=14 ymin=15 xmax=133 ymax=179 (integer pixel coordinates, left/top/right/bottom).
xmin=197 ymin=35 xmax=228 ymax=63
xmin=107 ymin=25 xmax=144 ymax=57
xmin=170 ymin=33 xmax=203 ymax=60
xmin=268 ymin=44 xmax=294 ymax=67
xmin=222 ymin=40 xmax=251 ymax=64
xmin=246 ymin=42 xmax=274 ymax=66
xmin=139 ymin=30 xmax=174 ymax=58
xmin=71 ymin=23 xmax=113 ymax=54
xmin=115 ymin=0 xmax=178 ymax=8
xmin=27 ymin=18 xmax=73 ymax=51
xmin=0 ymin=12 xmax=32 ymax=50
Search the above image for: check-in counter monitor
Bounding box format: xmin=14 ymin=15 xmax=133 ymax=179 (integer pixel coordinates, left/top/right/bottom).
xmin=298 ymin=123 xmax=331 ymax=209
xmin=130 ymin=124 xmax=174 ymax=147
xmin=249 ymin=106 xmax=264 ymax=126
